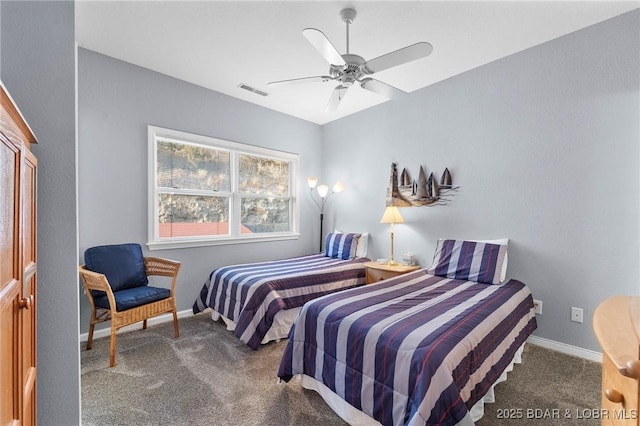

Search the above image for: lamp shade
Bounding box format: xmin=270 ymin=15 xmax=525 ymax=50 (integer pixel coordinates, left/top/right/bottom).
xmin=380 ymin=206 xmax=405 ymax=224
xmin=317 ymin=184 xmax=329 ymax=198
xmin=307 ymin=176 xmax=318 ymax=188
xmin=333 ymin=181 xmax=345 ymax=193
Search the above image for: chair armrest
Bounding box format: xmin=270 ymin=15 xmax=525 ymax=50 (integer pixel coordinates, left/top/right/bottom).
xmin=79 ymin=265 xmax=119 ymax=312
xmin=79 ymin=265 xmax=113 ymax=293
xmin=144 ymin=257 xmax=181 ymax=296
xmin=144 ymin=257 xmax=181 ymax=277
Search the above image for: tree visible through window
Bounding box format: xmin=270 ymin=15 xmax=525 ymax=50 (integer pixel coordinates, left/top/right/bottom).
xmin=157 ymin=141 xmax=231 ymax=238
xmin=149 ymin=126 xmax=299 ymax=248
xmin=239 ymin=154 xmax=290 ymax=234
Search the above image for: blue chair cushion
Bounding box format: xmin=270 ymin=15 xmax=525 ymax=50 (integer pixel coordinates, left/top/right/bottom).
xmin=85 ymin=243 xmax=149 ymax=292
xmin=93 ymin=286 xmax=171 ymax=312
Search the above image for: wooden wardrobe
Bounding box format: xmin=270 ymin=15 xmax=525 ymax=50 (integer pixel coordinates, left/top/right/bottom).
xmin=1 ymin=82 xmax=38 ymax=425
xmin=593 ymin=296 xmax=640 ymax=426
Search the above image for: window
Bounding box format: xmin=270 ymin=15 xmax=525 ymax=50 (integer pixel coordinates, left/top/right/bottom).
xmin=148 ymin=126 xmax=299 ymax=249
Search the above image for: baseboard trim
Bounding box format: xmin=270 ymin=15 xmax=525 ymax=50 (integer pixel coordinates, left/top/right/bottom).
xmin=527 ymin=335 xmax=602 ymax=363
xmin=79 ymin=308 xmax=195 ymax=343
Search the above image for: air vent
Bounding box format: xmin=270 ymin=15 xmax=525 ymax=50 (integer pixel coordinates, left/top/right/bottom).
xmin=238 ymin=83 xmax=269 ymax=97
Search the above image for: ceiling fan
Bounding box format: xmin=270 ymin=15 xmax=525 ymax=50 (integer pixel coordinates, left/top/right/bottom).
xmin=267 ymin=8 xmax=433 ymax=112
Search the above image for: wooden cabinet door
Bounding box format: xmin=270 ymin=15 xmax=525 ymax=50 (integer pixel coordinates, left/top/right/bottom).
xmin=0 ymin=131 xmax=21 ymax=425
xmin=1 ymin=83 xmax=38 ymax=426
xmin=20 ymin=148 xmax=37 ymax=425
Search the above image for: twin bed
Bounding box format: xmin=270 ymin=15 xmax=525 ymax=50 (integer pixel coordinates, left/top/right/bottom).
xmin=193 ymin=232 xmax=369 ymax=349
xmin=193 ymin=237 xmax=537 ymax=425
xmin=277 ymin=271 xmax=536 ymax=425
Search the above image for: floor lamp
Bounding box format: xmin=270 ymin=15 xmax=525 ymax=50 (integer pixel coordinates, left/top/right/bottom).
xmin=308 ymin=177 xmax=345 ymax=253
xmin=380 ymin=206 xmax=404 ymax=265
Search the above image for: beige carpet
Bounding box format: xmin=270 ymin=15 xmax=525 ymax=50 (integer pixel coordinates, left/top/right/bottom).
xmin=81 ymin=314 xmax=602 ymax=425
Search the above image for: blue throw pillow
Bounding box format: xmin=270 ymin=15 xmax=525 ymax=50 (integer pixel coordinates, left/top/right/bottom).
xmin=324 ymin=233 xmax=360 ymax=260
xmin=427 ymin=239 xmax=508 ymax=284
xmin=84 ymin=243 xmax=149 ymax=291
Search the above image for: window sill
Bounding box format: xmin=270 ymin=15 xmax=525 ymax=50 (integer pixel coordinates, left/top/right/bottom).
xmin=147 ymin=233 xmax=300 ymax=251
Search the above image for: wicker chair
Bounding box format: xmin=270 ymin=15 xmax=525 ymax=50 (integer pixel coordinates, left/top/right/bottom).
xmin=79 ymin=243 xmax=181 ymax=367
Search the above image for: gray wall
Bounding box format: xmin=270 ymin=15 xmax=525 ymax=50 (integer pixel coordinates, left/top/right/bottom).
xmin=322 ymin=10 xmax=640 ymax=353
xmin=2 ymin=4 xmax=636 ymax=421
xmin=77 ymin=48 xmax=323 ymax=332
xmin=1 ymin=1 xmax=80 ymax=425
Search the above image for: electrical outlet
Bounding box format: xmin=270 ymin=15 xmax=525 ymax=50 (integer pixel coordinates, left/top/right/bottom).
xmin=571 ymin=307 xmax=584 ymax=323
xmin=533 ymin=299 xmax=542 ymax=315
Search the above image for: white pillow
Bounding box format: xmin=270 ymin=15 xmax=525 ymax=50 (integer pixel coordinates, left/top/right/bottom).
xmin=355 ymin=233 xmax=369 ymax=258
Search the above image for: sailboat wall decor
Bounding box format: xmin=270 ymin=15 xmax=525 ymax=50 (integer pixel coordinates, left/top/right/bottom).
xmin=386 ymin=163 xmax=459 ymax=207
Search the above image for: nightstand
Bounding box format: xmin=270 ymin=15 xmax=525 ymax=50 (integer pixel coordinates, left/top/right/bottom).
xmin=363 ymin=261 xmax=420 ymax=284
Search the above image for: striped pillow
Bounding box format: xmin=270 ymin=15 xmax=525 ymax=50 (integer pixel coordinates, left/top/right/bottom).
xmin=324 ymin=232 xmax=360 ymax=260
xmin=427 ymin=239 xmax=508 ymax=284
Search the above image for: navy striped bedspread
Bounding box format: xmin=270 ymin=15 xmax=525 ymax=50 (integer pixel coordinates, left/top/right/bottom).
xmin=193 ymin=254 xmax=369 ymax=349
xmin=277 ymin=270 xmax=537 ymax=425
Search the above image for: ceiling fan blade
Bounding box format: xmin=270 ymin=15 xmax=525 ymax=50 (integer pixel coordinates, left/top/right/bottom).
xmin=364 ymin=42 xmax=433 ymax=74
xmin=267 ymin=75 xmax=334 ymax=87
xmin=325 ymin=85 xmax=349 ymax=112
xmin=303 ymin=28 xmax=346 ymax=66
xmin=360 ymin=78 xmax=408 ymax=100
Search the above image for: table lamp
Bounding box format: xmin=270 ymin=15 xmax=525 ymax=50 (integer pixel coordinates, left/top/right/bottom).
xmin=380 ymin=206 xmax=404 ymax=265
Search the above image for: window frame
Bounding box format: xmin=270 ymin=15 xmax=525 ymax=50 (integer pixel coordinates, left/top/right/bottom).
xmin=147 ymin=125 xmax=300 ymax=250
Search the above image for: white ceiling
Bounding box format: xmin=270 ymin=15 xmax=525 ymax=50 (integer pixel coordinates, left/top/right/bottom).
xmin=75 ymin=1 xmax=638 ymax=125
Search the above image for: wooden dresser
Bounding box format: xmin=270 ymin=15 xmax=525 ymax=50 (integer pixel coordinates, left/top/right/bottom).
xmin=593 ymin=296 xmax=640 ymax=425
xmin=1 ymin=82 xmax=38 ymax=425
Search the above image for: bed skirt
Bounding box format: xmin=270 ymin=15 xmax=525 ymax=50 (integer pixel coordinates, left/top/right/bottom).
xmin=292 ymin=344 xmax=525 ymax=425
xmin=209 ymin=307 xmax=301 ymax=345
